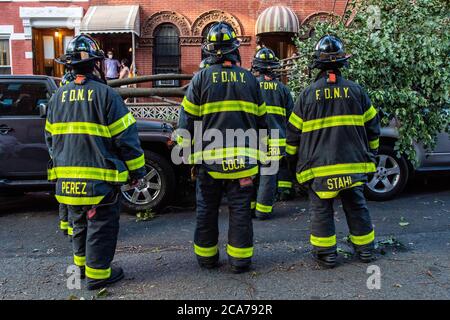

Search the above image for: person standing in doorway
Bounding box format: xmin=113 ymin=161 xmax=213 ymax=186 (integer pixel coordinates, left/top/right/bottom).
xmin=104 ymin=51 xmax=121 ymax=80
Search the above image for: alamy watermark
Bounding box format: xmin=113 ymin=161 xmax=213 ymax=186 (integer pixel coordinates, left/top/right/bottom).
xmin=171 ymin=123 xmax=281 ymax=175
xmin=366 ymin=265 xmax=381 ymax=290
xmin=66 ymin=265 xmax=81 ymax=290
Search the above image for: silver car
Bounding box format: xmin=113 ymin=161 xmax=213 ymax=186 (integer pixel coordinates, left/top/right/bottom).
xmin=365 ymin=115 xmax=450 ymax=201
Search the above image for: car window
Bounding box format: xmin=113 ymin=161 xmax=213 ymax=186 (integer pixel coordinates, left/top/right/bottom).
xmin=0 ymin=81 xmax=49 ymax=116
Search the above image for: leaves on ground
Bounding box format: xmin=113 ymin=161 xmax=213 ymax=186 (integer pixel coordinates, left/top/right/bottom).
xmin=136 ymin=210 xmax=155 ymax=222
xmin=399 ymin=217 xmax=410 ymax=227
xmin=337 ymin=247 xmax=354 ymax=259
xmin=96 ymin=288 xmax=109 ymax=298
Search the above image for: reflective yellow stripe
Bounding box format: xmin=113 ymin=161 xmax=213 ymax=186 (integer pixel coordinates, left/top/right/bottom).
xmin=256 ymin=203 xmax=272 ymax=213
xmin=266 ymin=105 xmax=286 ymax=116
xmin=363 ymin=106 xmax=377 ymax=122
xmin=310 ymin=234 xmax=337 ymax=247
xmin=350 ymin=230 xmax=375 ymax=246
xmin=200 ymin=101 xmax=266 ymax=116
xmin=191 ymin=147 xmax=262 ymax=163
xmin=369 ymin=138 xmax=379 ymax=149
xmin=208 ymin=166 xmax=259 ymax=179
xmin=297 ymin=162 xmax=377 ymax=183
xmin=48 ymin=166 xmax=129 ymax=182
xmin=67 ymin=226 xmax=73 ymax=236
xmin=55 ymin=195 xmax=105 ymax=205
xmin=315 ymin=182 xmax=365 ymax=199
xmin=108 ymin=112 xmax=136 ymax=136
xmin=45 ymin=120 xmax=53 ymax=133
xmin=278 ymin=181 xmax=293 ymax=188
xmin=227 ymin=244 xmax=253 ymax=258
xmin=268 ymin=138 xmax=286 ymax=147
xmin=125 ymin=154 xmax=145 ymax=171
xmin=302 ymin=115 xmax=364 ymax=133
xmin=194 ymin=244 xmax=218 ymax=257
xmin=250 ymin=201 xmax=256 ymax=210
xmin=45 ymin=122 xmax=111 ymax=137
xmin=85 ymin=265 xmax=111 ymax=280
xmin=181 ymin=97 xmax=201 ymax=116
xmin=74 ymin=255 xmax=86 ymax=267
xmin=60 ymin=220 xmax=69 ymax=230
xmin=286 ymin=143 xmax=298 ymax=155
xmin=288 ymin=113 xmax=303 ymax=130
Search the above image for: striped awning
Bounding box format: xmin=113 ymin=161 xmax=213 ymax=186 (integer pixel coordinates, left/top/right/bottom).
xmin=256 ymin=6 xmax=300 ymax=35
xmin=80 ymin=5 xmax=140 ymax=36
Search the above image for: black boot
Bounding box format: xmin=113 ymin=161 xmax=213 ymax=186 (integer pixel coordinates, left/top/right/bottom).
xmin=87 ymin=266 xmax=124 ymax=291
xmin=198 ymin=254 xmax=219 ymax=269
xmin=230 ymin=264 xmax=250 ymax=274
xmin=255 ymin=211 xmax=271 ymax=221
xmin=312 ymin=251 xmax=337 ymax=268
xmin=356 ymin=249 xmax=375 ymax=263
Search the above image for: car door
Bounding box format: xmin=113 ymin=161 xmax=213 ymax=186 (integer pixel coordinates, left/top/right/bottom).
xmin=422 ymin=131 xmax=450 ymax=168
xmin=0 ymin=79 xmax=51 ymax=179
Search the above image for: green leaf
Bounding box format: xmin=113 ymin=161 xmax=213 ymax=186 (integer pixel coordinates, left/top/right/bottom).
xmin=96 ymin=288 xmax=109 ymax=298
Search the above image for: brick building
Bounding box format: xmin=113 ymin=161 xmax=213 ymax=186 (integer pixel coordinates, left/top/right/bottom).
xmin=0 ymin=1 xmax=89 ymax=77
xmin=1 ymin=0 xmax=350 ymax=79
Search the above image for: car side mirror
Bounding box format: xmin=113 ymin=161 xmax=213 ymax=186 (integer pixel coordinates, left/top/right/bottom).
xmin=39 ymin=103 xmax=48 ymax=118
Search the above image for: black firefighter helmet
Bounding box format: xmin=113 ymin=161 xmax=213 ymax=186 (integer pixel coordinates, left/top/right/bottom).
xmin=202 ymin=22 xmax=240 ymax=57
xmin=251 ymin=47 xmax=280 ymax=74
xmin=310 ymin=34 xmax=351 ymax=70
xmin=56 ymin=34 xmax=105 ymax=66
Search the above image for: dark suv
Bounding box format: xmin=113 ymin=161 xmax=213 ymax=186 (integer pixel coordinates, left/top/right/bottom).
xmin=0 ymin=75 xmax=182 ymax=212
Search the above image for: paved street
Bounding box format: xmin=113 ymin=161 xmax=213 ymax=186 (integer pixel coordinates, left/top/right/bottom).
xmin=0 ymin=176 xmax=449 ymax=300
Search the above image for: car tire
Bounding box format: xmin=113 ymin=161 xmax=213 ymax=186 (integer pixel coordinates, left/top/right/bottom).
xmin=120 ymin=150 xmax=176 ymax=213
xmin=365 ymin=145 xmax=409 ymax=201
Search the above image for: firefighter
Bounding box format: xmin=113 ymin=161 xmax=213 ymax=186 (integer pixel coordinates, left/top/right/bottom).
xmin=286 ymin=35 xmax=380 ymax=268
xmin=251 ymin=48 xmax=294 ymax=219
xmin=46 ymin=34 xmax=146 ymax=289
xmin=177 ymin=22 xmax=267 ymax=273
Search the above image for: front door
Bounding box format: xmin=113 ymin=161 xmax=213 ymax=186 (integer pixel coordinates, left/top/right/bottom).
xmin=32 ymin=29 xmax=74 ymax=78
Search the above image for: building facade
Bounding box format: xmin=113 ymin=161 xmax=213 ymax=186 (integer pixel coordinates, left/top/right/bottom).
xmin=1 ymin=0 xmax=349 ymax=78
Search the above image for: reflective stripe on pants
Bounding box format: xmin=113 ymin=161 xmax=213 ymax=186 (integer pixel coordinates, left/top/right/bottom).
xmin=308 ymin=185 xmax=374 ymax=253
xmin=195 ymin=167 xmax=254 ymax=268
xmin=68 ymin=189 xmax=121 ymax=280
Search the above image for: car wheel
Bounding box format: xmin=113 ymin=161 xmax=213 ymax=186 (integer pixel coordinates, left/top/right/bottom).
xmin=120 ymin=150 xmax=176 ymax=213
xmin=365 ymin=145 xmax=409 ymax=201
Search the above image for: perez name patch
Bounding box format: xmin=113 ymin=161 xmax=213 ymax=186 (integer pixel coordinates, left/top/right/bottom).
xmin=61 ymin=181 xmax=88 ymax=195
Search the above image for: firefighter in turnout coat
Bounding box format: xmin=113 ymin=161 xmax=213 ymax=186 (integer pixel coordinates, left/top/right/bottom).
xmin=286 ymin=35 xmax=380 ymax=268
xmin=177 ymin=22 xmax=268 ymax=273
xmin=251 ymin=48 xmax=294 ymax=219
xmin=46 ymin=35 xmax=146 ymax=289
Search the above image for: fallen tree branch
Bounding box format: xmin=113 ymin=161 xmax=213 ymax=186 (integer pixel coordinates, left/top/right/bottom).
xmin=108 ymin=74 xmax=193 ymax=87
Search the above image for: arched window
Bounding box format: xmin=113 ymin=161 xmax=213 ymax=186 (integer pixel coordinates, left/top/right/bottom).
xmin=153 ymin=23 xmax=180 ymax=86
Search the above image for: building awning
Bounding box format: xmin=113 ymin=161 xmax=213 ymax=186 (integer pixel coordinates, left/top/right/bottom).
xmin=256 ymin=6 xmax=299 ymax=35
xmin=80 ymin=5 xmax=140 ymax=36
